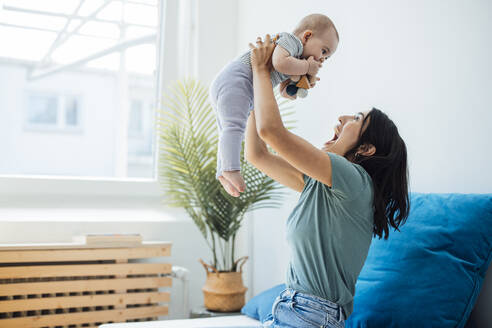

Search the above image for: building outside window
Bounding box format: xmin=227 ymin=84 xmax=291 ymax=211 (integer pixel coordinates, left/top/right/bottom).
xmin=25 ymin=92 xmax=82 ymax=131
xmin=0 ymin=0 xmax=160 ymax=179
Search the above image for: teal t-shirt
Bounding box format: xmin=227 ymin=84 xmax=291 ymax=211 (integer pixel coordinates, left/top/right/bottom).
xmin=286 ymin=152 xmax=374 ymax=319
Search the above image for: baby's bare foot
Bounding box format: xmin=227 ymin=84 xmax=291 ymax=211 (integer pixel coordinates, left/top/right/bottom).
xmin=218 ymin=176 xmax=240 ymax=197
xmin=222 ymin=170 xmax=246 ymax=193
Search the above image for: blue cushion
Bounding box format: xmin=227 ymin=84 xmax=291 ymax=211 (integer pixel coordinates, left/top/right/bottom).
xmin=346 ymin=193 xmax=492 ymax=328
xmin=241 ymin=283 xmax=286 ymax=321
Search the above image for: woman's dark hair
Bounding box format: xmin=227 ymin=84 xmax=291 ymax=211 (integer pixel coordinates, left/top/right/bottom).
xmin=346 ymin=108 xmax=410 ymax=240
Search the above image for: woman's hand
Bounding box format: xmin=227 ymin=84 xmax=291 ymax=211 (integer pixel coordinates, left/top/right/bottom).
xmin=249 ymin=34 xmax=276 ymax=73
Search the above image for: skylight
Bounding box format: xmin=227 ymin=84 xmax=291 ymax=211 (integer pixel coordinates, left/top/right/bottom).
xmin=0 ymin=0 xmax=158 ymax=75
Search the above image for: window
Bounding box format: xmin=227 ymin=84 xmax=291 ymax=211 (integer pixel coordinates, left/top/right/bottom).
xmin=0 ymin=0 xmax=160 ymax=179
xmin=25 ymin=92 xmax=82 ymax=131
xmin=127 ymin=97 xmax=154 ymax=178
xmin=128 ymin=99 xmax=144 ymax=137
xmin=65 ymin=96 xmax=80 ymax=126
xmin=26 ymin=94 xmax=58 ymax=125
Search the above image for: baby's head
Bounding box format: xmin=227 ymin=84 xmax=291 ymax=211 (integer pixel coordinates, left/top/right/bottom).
xmin=293 ymin=14 xmax=339 ymax=63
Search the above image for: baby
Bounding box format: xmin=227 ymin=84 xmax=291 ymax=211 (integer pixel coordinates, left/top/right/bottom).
xmin=209 ymin=13 xmax=339 ymax=197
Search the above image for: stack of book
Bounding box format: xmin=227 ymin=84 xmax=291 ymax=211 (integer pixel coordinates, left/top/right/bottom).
xmin=72 ymin=233 xmax=143 ymax=246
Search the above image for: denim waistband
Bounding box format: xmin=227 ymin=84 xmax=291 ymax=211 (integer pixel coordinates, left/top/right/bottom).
xmin=279 ymin=288 xmax=345 ymax=321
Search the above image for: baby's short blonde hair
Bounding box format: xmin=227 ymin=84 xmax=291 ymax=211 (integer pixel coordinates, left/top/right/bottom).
xmin=293 ymin=14 xmax=339 ymax=41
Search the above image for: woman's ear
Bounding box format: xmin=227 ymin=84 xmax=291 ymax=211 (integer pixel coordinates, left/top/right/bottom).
xmin=358 ymin=144 xmax=376 ymax=157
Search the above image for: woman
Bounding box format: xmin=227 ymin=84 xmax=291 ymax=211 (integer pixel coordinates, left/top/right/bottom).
xmin=245 ymin=35 xmax=410 ymax=328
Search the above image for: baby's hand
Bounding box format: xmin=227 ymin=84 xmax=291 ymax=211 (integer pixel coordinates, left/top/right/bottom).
xmin=220 ymin=171 xmax=246 ymax=197
xmin=289 ymin=75 xmax=301 ymax=82
xmin=306 ymin=56 xmax=322 ymax=76
xmin=308 ymin=74 xmax=321 ymax=88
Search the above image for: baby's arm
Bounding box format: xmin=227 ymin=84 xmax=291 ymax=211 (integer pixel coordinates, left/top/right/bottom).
xmin=272 ymin=46 xmax=320 ymax=76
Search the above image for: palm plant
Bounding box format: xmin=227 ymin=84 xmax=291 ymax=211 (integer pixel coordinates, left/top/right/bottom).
xmin=157 ymin=79 xmax=294 ymax=272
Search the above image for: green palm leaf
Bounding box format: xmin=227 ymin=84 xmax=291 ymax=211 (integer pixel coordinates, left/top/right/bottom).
xmin=157 ymin=79 xmax=295 ymax=271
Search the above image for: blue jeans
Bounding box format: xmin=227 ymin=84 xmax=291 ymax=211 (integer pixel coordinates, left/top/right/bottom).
xmin=263 ymin=288 xmax=345 ymax=328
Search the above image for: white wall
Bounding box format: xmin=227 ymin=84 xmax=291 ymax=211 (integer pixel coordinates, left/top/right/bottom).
xmin=234 ymin=0 xmax=492 ymax=295
xmin=195 ymin=0 xmax=239 ymax=85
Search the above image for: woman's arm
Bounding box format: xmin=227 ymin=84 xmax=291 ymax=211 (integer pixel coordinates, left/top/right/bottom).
xmin=245 ymin=111 xmax=304 ymax=192
xmin=249 ymin=35 xmax=336 ymax=188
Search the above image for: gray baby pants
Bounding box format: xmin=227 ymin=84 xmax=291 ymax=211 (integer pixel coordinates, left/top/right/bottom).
xmin=209 ymin=61 xmax=254 ymax=178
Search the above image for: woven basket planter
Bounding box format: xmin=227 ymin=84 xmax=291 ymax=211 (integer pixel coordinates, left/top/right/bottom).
xmin=200 ymin=257 xmax=248 ymax=312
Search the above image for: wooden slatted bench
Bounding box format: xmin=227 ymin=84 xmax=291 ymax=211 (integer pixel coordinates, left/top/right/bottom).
xmin=0 ymin=239 xmax=172 ymax=328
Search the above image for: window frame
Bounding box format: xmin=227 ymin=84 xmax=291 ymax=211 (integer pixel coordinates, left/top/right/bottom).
xmin=0 ymin=0 xmax=168 ymax=204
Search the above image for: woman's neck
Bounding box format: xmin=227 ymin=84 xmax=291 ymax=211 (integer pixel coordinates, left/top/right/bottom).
xmin=322 ymin=142 xmax=347 ymax=156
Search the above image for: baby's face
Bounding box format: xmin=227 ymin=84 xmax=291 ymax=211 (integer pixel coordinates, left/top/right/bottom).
xmin=301 ymin=28 xmax=338 ymax=63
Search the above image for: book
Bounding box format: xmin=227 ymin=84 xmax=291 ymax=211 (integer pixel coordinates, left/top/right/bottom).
xmin=72 ymin=233 xmax=143 ymax=245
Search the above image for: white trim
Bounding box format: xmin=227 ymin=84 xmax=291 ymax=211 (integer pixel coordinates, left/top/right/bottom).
xmin=153 ymin=0 xmax=167 ymax=178
xmin=0 ymin=175 xmax=159 ymax=197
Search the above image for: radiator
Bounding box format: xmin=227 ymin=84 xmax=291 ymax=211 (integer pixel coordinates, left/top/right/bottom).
xmin=0 ymin=240 xmax=172 ymax=328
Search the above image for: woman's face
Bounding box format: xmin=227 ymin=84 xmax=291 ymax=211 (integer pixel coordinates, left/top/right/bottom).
xmin=323 ymin=110 xmax=371 ymax=154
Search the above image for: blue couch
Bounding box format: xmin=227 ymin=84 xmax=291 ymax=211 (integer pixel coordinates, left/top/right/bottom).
xmin=242 ymin=193 xmax=492 ymax=328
